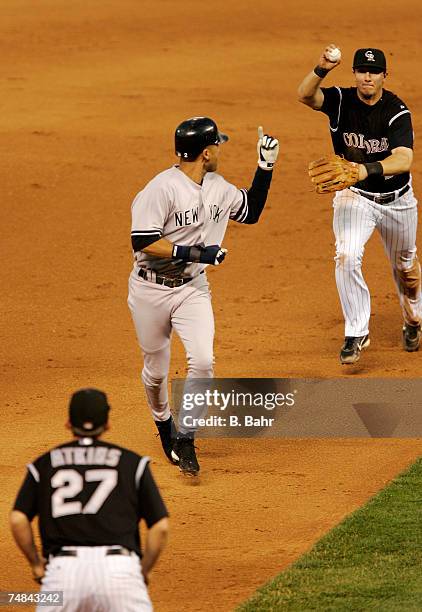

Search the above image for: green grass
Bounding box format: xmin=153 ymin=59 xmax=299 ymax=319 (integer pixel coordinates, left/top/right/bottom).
xmin=237 ymin=458 xmax=422 ymax=611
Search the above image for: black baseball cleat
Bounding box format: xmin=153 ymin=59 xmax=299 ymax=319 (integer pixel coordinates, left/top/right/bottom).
xmin=155 ymin=416 xmax=178 ymax=465
xmin=340 ymin=334 xmax=370 ymax=364
xmin=402 ymin=323 xmax=422 ymax=352
xmin=171 ymin=437 xmax=200 ymax=476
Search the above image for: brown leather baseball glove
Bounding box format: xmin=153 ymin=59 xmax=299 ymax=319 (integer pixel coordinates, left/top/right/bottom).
xmin=308 ymin=154 xmax=360 ymax=193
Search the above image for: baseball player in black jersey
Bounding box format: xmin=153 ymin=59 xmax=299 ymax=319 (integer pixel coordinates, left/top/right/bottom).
xmin=298 ymin=45 xmax=422 ymax=364
xmin=10 ymin=389 xmax=169 ymax=611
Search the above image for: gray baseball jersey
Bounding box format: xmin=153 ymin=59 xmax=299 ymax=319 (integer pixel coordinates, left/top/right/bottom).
xmin=130 ymin=165 xmax=247 ymax=278
xmin=128 ymin=160 xmax=273 ymax=440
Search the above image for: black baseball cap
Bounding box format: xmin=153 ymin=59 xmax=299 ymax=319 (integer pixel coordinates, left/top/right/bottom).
xmin=353 ymin=48 xmax=387 ymax=73
xmin=69 ymin=388 xmax=110 ymax=435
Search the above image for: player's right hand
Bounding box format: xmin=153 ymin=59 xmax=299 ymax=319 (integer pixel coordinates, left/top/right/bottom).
xmin=318 ymin=44 xmax=341 ymax=70
xmin=31 ymin=557 xmax=46 ymax=584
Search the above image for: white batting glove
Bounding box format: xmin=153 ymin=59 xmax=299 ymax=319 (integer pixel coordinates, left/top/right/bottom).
xmin=257 ymin=126 xmax=279 ymax=171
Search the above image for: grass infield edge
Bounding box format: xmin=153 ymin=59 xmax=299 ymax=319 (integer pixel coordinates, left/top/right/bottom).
xmin=236 ymin=455 xmax=422 ymax=611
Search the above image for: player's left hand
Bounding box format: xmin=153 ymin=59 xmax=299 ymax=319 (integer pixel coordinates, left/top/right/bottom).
xmin=257 ymin=126 xmax=279 ymax=171
xmin=308 ymin=154 xmax=359 ymax=193
xmin=31 ymin=557 xmax=46 ymax=584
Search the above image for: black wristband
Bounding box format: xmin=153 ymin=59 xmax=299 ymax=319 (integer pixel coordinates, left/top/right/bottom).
xmin=173 ymin=244 xmax=190 ymax=260
xmin=173 ymin=244 xmax=202 ymax=262
xmin=314 ymin=65 xmax=329 ymax=78
xmin=364 ymin=161 xmax=383 ymax=176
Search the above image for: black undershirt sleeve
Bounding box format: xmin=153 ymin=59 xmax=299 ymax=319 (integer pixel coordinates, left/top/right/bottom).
xmin=138 ymin=464 xmax=169 ymax=528
xmin=233 ymin=167 xmax=273 ymax=225
xmin=131 ymin=233 xmax=162 ymax=252
xmin=13 ymin=471 xmax=38 ymax=521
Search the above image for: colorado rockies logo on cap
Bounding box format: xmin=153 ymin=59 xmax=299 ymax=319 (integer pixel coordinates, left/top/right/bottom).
xmin=353 ymin=48 xmax=387 ymax=72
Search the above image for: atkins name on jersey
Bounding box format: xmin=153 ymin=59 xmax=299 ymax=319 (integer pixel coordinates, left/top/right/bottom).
xmin=13 ymin=438 xmax=168 ymax=557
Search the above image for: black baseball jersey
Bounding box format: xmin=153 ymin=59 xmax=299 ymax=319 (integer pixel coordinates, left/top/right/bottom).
xmin=319 ymin=87 xmax=413 ymax=193
xmin=13 ymin=438 xmax=168 ymax=558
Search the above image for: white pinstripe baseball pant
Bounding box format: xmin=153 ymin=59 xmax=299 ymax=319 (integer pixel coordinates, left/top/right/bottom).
xmin=37 ymin=547 xmax=152 ymax=612
xmin=333 ymin=185 xmax=422 ymax=337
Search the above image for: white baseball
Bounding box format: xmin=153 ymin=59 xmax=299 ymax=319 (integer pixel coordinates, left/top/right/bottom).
xmin=326 ymin=47 xmax=341 ymax=62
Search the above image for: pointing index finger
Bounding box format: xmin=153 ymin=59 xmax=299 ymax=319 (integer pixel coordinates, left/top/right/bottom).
xmin=258 ymin=126 xmax=264 ymax=140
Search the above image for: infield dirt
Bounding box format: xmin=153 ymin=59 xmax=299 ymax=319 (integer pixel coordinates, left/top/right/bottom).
xmin=1 ymin=1 xmax=421 ymax=610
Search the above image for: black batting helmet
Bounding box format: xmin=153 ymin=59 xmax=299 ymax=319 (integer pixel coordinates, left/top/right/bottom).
xmin=175 ymin=117 xmax=228 ymax=161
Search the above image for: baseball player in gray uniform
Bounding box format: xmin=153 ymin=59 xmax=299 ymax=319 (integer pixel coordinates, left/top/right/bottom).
xmin=128 ymin=117 xmax=279 ymax=475
xmin=10 ymin=389 xmax=169 ymax=611
xmin=298 ymin=45 xmax=422 ymax=364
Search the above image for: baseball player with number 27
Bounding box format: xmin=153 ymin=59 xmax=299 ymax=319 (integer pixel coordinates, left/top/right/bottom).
xmin=298 ymin=44 xmax=422 ymax=364
xmin=10 ymin=389 xmax=169 ymax=612
xmin=128 ymin=117 xmax=279 ymax=475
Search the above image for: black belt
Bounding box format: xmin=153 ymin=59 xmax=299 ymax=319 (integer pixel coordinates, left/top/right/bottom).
xmin=352 ymin=183 xmax=410 ymax=205
xmin=53 ymin=546 xmax=132 ymax=558
xmin=138 ymin=268 xmax=203 ymax=288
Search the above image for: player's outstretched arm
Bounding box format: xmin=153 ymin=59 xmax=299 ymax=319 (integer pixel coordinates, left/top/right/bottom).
xmin=142 ymin=517 xmax=169 ymax=584
xmin=298 ymin=44 xmax=341 ymax=110
xmin=231 ymin=127 xmax=279 ymax=225
xmin=10 ymin=510 xmax=46 ymax=583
